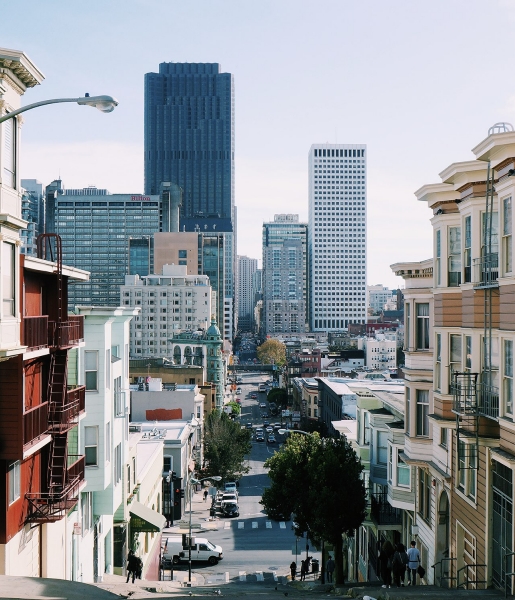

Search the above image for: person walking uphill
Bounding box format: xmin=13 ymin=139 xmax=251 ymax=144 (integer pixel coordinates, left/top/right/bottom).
xmin=392 ymin=543 xmax=408 ymax=587
xmin=380 ymin=539 xmax=394 ymax=589
xmin=326 ymin=556 xmax=335 ymax=583
xmin=126 ymin=550 xmax=140 ymax=584
xmin=407 ymin=540 xmax=421 ymax=586
xmin=290 ymin=561 xmax=297 ymax=580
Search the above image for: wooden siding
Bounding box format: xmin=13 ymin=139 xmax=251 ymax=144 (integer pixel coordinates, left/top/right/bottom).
xmin=23 ymin=271 xmax=43 ymax=317
xmin=461 ymin=288 xmax=500 ymax=329
xmin=24 ymin=360 xmax=43 ymax=410
xmin=499 ymin=424 xmax=515 ymax=456
xmin=433 ymin=394 xmax=454 ymax=420
xmin=0 ymin=356 xmax=23 ymax=460
xmin=434 ymin=293 xmax=462 ymax=328
xmin=450 ymin=443 xmax=488 ymax=587
xmin=500 ymin=284 xmax=515 ymax=331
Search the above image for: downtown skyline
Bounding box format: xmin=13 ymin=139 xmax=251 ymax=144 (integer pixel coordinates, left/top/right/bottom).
xmin=6 ymin=0 xmax=515 ymax=287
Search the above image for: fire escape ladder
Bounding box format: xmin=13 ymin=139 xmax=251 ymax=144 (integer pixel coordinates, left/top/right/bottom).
xmin=47 ymin=434 xmax=68 ymax=496
xmin=453 ymin=372 xmax=479 ymax=473
xmin=47 ymin=349 xmax=69 ymax=494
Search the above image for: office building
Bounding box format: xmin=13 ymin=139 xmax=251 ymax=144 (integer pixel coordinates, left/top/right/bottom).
xmin=262 ymin=214 xmax=308 ymax=336
xmin=308 ymin=144 xmax=367 ymax=330
xmin=367 ymin=284 xmax=394 ymax=314
xmin=46 ymin=185 xmax=160 ymax=307
xmin=144 ymin=62 xmax=236 ymax=336
xmin=20 ymin=179 xmax=44 ymax=256
xmin=237 ymin=255 xmax=258 ymax=331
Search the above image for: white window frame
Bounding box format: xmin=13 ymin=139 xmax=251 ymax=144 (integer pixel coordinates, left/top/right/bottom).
xmin=84 ymin=426 xmax=98 ymax=466
xmin=8 ymin=460 xmax=20 ymax=504
xmin=85 ymin=350 xmax=99 ymax=392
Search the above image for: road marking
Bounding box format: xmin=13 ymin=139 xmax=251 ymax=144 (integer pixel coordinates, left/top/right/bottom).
xmin=238 ymin=521 xmax=244 ymax=529
xmin=279 ymin=521 xmax=286 ymax=529
xmin=224 ymin=521 xmax=231 ymax=529
xmin=266 ymin=521 xmax=272 ymax=528
xmin=256 ymin=570 xmax=264 ymax=581
xmin=239 ymin=571 xmax=246 ymax=581
xmin=252 ymin=521 xmax=258 ymax=529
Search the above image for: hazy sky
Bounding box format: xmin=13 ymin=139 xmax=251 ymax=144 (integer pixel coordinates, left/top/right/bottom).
xmin=6 ymin=0 xmax=515 ymax=288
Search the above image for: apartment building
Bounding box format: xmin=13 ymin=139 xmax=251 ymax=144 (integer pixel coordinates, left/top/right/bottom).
xmin=121 ymin=264 xmax=212 ymax=357
xmin=365 ymin=335 xmax=397 ymax=370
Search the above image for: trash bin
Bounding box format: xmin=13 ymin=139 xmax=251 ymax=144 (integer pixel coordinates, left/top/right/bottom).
xmin=311 ymin=558 xmax=319 ymax=574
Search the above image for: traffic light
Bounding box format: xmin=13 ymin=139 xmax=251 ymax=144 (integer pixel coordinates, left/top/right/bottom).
xmin=171 ymin=471 xmax=177 ymax=482
xmin=173 ymin=478 xmax=183 ymax=520
xmin=174 ymin=487 xmax=181 ymax=506
xmin=180 ymin=489 xmax=185 ymax=499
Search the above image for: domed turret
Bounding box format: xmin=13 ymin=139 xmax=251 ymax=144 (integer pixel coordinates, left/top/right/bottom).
xmin=206 ymin=316 xmax=221 ymax=339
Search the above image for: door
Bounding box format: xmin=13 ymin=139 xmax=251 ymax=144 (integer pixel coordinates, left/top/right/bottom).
xmin=492 ymin=460 xmax=513 ymax=593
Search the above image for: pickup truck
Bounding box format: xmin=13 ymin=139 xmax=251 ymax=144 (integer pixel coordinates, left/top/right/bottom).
xmin=162 ymin=535 xmax=223 ymax=565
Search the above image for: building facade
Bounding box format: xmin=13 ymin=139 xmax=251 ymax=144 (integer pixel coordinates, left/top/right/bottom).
xmin=308 ymin=144 xmax=367 ymax=330
xmin=365 ymin=335 xmax=397 ymax=370
xmin=237 ymin=255 xmax=258 ymax=332
xmin=45 ymin=185 xmax=160 ymax=308
xmin=20 ymin=179 xmax=44 ymax=256
xmin=262 ymin=214 xmax=307 ymax=336
xmin=367 ymin=284 xmax=394 ymax=315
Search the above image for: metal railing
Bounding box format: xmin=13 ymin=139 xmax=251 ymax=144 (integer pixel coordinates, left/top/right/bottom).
xmin=48 ymin=315 xmax=84 ymax=347
xmin=504 ymin=551 xmax=515 ymax=598
xmin=23 ymin=402 xmax=49 ymax=448
xmin=473 ymin=253 xmax=499 ymax=288
xmin=431 ymin=557 xmax=456 ymax=588
xmin=47 ymin=385 xmax=85 ymax=431
xmin=370 ymin=491 xmax=402 ymax=526
xmin=456 ymin=563 xmax=487 ymax=590
xmin=23 ymin=316 xmax=49 ymax=350
xmin=478 ymin=382 xmax=499 ymax=419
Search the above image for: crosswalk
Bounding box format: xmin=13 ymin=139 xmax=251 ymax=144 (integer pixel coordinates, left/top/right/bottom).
xmin=223 ymin=520 xmax=287 ymax=530
xmin=207 ymin=570 xmax=288 ymax=585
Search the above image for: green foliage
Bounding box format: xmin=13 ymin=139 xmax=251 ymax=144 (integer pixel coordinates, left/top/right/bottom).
xmin=261 ymin=432 xmax=367 ymax=584
xmin=256 ymin=339 xmax=287 ymax=366
xmin=226 ymin=401 xmax=241 ymax=415
xmin=198 ymin=411 xmax=252 ymax=482
xmin=267 ymin=387 xmax=287 ymax=407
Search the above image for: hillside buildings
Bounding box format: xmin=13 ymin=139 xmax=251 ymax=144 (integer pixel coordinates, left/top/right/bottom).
xmin=262 ymin=214 xmax=308 ymax=336
xmin=367 ymin=284 xmax=395 ymax=314
xmin=308 ymin=144 xmax=367 ymax=331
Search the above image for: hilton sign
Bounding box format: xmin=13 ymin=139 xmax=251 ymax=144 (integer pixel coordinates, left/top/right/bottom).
xmin=131 ymin=195 xmax=151 ymax=201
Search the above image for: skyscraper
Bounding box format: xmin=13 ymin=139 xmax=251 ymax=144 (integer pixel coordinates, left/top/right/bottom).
xmin=144 ymin=62 xmax=236 ymax=336
xmin=237 ymin=255 xmax=258 ymax=331
xmin=262 ymin=215 xmax=308 ymax=336
xmin=308 ymin=144 xmax=367 ymax=330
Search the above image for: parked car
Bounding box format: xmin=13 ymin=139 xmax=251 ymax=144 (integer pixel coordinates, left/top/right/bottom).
xmin=221 ymin=492 xmax=237 ymax=505
xmin=236 ymin=388 xmax=242 ymax=394
xmin=222 ymin=502 xmax=239 ymax=518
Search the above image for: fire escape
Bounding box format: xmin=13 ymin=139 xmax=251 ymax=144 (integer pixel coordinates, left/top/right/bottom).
xmin=25 ymin=234 xmax=85 ymax=523
xmin=453 ymin=160 xmax=499 ymax=468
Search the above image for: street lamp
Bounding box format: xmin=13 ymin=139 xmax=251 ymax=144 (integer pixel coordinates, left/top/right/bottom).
xmin=187 ymin=474 xmax=221 ymax=585
xmin=0 ymin=93 xmax=119 ymax=124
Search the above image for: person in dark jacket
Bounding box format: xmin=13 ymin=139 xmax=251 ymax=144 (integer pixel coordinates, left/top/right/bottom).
xmin=392 ymin=543 xmax=408 ymax=587
xmin=290 ymin=561 xmax=297 ymax=580
xmin=380 ymin=539 xmax=394 ymax=589
xmin=126 ymin=550 xmax=139 ymax=584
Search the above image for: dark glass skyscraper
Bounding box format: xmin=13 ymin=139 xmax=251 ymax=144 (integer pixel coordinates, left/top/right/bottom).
xmin=144 ymin=62 xmax=235 ymax=224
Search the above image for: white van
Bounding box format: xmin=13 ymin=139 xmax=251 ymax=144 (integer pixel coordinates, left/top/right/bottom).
xmin=162 ymin=535 xmax=223 ymax=565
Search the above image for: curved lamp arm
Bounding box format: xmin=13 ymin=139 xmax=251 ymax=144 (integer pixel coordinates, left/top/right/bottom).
xmin=0 ymin=94 xmax=119 ymax=124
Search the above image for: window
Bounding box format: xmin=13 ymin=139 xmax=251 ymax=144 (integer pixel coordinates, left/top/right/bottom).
xmin=440 ymin=427 xmax=448 ymax=448
xmin=405 ymin=303 xmax=410 ymax=350
xmin=457 ymin=441 xmax=477 ymax=500
xmin=114 ymin=376 xmax=124 ymax=416
xmin=8 ymin=461 xmax=20 ymax=504
xmin=504 ymin=339 xmax=513 ymax=416
xmin=405 ymin=387 xmax=410 ymax=436
xmin=377 ymin=431 xmax=388 ymax=464
xmin=418 ymin=469 xmax=431 ymax=523
xmin=105 ymin=422 xmax=111 ymax=462
xmin=105 ymin=349 xmax=111 ymax=389
xmin=435 ymin=230 xmax=441 ymax=286
xmin=2 ymin=242 xmax=15 ymax=317
xmin=85 ymin=350 xmax=98 ymax=391
xmin=448 ymin=227 xmax=461 ymax=286
xmin=435 ymin=333 xmax=441 ymax=392
xmin=397 ymin=450 xmax=410 ymax=487
xmin=3 ymin=116 xmax=15 ymax=188
xmin=81 ymin=492 xmax=93 ymax=533
xmin=465 ymin=335 xmax=472 ymax=372
xmin=464 ymin=216 xmax=472 ymax=282
xmin=449 ymin=334 xmax=462 ymax=393
xmin=114 ymin=443 xmax=122 ymax=484
xmin=84 ymin=426 xmax=98 ymax=466
xmin=503 ymin=197 xmax=512 ymax=274
xmin=416 ymin=390 xmax=429 ymax=436
xmin=416 ymin=303 xmax=430 ymax=350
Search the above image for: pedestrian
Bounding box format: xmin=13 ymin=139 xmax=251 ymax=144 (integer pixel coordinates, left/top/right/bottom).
xmin=290 ymin=561 xmax=297 ymax=580
xmin=326 ymin=556 xmax=335 ymax=583
xmin=126 ymin=550 xmax=139 ymax=584
xmin=380 ymin=539 xmax=394 ymax=589
xmin=406 ymin=540 xmax=421 ymax=586
xmin=392 ymin=543 xmax=408 ymax=587
xmin=136 ymin=556 xmax=143 ymax=580
xmin=300 ymin=559 xmax=307 ymax=581
xmin=203 ymin=489 xmax=208 ymax=502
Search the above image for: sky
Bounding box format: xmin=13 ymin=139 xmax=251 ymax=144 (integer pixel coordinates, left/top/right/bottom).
xmin=6 ymin=0 xmax=515 ymax=289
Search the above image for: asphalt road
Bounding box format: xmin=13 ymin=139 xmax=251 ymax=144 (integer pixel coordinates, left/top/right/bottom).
xmin=174 ymin=374 xmax=320 ymax=586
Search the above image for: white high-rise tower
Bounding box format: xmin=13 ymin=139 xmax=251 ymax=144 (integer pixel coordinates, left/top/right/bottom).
xmin=308 ymin=144 xmax=367 ymax=330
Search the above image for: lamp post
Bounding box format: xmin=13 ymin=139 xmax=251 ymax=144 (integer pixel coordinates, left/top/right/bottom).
xmin=187 ymin=474 xmax=221 ymax=585
xmin=0 ymin=94 xmax=119 ymax=124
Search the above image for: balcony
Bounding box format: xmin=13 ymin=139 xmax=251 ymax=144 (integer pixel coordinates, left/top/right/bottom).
xmin=478 ymin=382 xmax=499 ymax=420
xmin=23 ymin=402 xmax=49 ymax=449
xmin=473 ymin=253 xmax=499 ymax=289
xmin=452 ymin=374 xmax=499 ymax=420
xmin=48 ymin=315 xmax=84 ymax=348
xmin=370 ymin=491 xmax=402 ymax=526
xmin=25 ymin=455 xmax=85 ymax=523
xmin=48 ymin=385 xmax=86 ymax=432
xmin=23 ymin=316 xmax=49 ymax=351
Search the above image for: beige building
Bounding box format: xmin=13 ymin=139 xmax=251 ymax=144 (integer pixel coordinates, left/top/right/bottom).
xmin=154 ymin=232 xmax=198 ymax=274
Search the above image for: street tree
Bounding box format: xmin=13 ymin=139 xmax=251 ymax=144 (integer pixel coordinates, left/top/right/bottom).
xmin=266 ymin=387 xmax=287 ymax=408
xmin=256 ymin=339 xmax=286 ymax=366
xmin=198 ymin=411 xmax=252 ymax=483
xmin=261 ymin=433 xmax=366 ymax=584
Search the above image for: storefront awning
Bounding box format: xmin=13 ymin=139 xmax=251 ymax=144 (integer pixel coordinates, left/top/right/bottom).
xmin=129 ymin=501 xmax=166 ymax=533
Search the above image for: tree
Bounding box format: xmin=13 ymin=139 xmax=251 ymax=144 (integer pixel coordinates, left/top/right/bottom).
xmin=261 ymin=433 xmax=367 ymax=584
xmin=257 ymin=339 xmax=286 ymax=366
xmin=198 ymin=411 xmax=252 ymax=483
xmin=266 ymin=387 xmax=287 ymax=408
